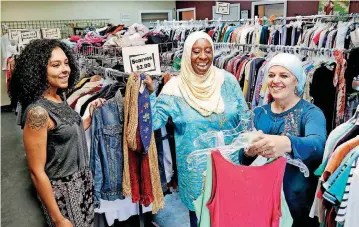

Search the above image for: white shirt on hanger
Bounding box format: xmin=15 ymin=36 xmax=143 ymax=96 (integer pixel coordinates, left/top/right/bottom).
xmin=94 ymin=198 xmax=153 ymax=226
xmin=336 ymin=21 xmax=352 ymax=49
xmin=161 ymin=127 xmax=174 ymax=183
xmin=1 ymin=34 xmax=18 ymax=70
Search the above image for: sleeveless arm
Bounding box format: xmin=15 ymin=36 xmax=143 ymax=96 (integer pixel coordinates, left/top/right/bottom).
xmin=23 ymin=106 xmax=66 ymax=224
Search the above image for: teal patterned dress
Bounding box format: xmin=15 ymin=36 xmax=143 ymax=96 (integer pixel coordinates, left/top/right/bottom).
xmin=149 ymin=72 xmax=249 ymax=210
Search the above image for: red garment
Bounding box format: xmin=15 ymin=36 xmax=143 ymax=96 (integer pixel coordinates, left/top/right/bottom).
xmin=312 ymin=30 xmax=324 ymax=45
xmin=70 ymin=35 xmax=81 ymax=42
xmin=207 ymin=151 xmax=286 ymax=227
xmin=226 ymin=56 xmax=241 ymax=74
xmin=235 ymin=59 xmax=249 ymax=81
xmin=325 ymin=207 xmax=336 ymax=227
xmin=208 ymin=30 xmax=215 ymax=37
xmin=129 ymin=127 xmax=154 ymax=206
xmin=6 ymin=57 xmax=15 ymax=91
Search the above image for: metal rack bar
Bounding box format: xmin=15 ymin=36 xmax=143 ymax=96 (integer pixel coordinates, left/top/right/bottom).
xmin=1 ymin=19 xmax=110 ymax=38
xmin=275 ymin=13 xmax=359 ymax=21
xmin=211 ymin=42 xmax=351 ymax=54
xmin=149 ymin=18 xmax=254 ymax=24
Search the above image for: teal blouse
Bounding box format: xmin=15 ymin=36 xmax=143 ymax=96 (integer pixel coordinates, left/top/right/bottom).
xmin=149 ymin=72 xmax=249 ymax=210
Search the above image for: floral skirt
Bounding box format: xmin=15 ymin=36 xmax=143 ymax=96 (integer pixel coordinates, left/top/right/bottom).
xmin=40 ymin=168 xmax=94 ymax=227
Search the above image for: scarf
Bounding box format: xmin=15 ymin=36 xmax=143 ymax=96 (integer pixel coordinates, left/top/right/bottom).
xmin=161 ymin=31 xmax=225 ymax=117
xmin=123 ymin=73 xmax=164 ymax=213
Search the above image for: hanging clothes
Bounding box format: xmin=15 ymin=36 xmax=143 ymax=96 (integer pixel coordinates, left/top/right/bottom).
xmin=343 ymin=163 xmax=359 ymax=227
xmin=208 ymin=151 xmax=286 ymax=227
xmin=122 ymin=73 xmax=164 ymax=214
xmin=310 ymin=109 xmax=359 ymax=226
xmin=194 ymin=154 xmax=293 ymax=227
xmin=90 ymin=89 xmax=125 ymax=207
xmin=240 ymin=98 xmax=326 ymax=226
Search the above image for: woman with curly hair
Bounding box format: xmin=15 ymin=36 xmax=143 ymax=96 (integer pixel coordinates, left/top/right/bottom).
xmin=9 ymin=39 xmax=105 ymax=227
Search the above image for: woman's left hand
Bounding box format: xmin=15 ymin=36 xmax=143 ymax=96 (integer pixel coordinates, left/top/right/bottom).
xmin=89 ymin=98 xmax=106 ymax=117
xmin=247 ymin=134 xmax=292 ymax=158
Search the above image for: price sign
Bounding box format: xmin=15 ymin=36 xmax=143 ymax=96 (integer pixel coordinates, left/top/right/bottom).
xmin=41 ymin=28 xmax=61 ymax=39
xmin=122 ymin=44 xmax=161 ymax=75
xmin=216 ymin=2 xmax=230 ymax=15
xmin=19 ymin=29 xmax=41 ymax=44
xmin=131 ymin=53 xmax=156 ymax=72
xmin=8 ymin=29 xmax=24 ymax=41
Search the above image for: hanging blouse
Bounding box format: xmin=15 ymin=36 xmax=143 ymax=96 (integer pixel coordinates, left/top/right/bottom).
xmin=208 ymin=151 xmax=287 ymax=227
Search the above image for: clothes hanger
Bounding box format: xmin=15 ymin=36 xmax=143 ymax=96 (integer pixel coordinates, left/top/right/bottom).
xmin=352 ymin=105 xmax=359 ymax=125
xmin=193 ymin=110 xmax=254 ymax=149
xmin=187 ymin=105 xmax=309 ymax=174
xmin=188 ymin=123 xmax=310 ymax=176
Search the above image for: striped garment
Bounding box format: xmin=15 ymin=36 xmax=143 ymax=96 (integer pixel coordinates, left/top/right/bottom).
xmin=335 ymin=156 xmax=359 ymax=223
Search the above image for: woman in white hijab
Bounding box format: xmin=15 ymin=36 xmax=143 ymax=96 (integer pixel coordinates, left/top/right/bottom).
xmin=143 ymin=31 xmax=249 ymax=226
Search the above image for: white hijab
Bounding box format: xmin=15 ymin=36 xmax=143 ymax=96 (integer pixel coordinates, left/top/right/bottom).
xmin=162 ymin=31 xmax=225 ymax=117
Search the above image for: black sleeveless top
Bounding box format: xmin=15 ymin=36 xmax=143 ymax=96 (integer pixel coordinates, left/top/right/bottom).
xmin=23 ymin=98 xmax=89 ymax=179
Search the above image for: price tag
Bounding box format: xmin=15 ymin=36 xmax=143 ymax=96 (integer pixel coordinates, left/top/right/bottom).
xmin=19 ymin=29 xmax=41 ymax=44
xmin=122 ymin=44 xmax=161 ymax=75
xmin=41 ymin=28 xmax=61 ymax=39
xmin=216 ymin=2 xmax=230 ymax=15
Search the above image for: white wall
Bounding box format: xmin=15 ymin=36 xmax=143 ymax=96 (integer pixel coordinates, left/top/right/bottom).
xmin=1 ymin=1 xmax=176 ymax=25
xmin=0 ymin=1 xmax=176 ymax=106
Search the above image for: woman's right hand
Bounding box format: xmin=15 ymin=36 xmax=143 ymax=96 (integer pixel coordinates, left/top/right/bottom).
xmin=134 ymin=72 xmax=155 ymax=94
xmin=55 ymin=218 xmax=73 ymax=227
xmin=245 ymin=130 xmax=265 ymax=157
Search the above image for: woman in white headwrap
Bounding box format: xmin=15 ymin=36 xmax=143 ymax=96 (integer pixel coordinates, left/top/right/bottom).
xmin=142 ymin=31 xmax=249 ymax=226
xmin=243 ymin=53 xmax=326 ymax=227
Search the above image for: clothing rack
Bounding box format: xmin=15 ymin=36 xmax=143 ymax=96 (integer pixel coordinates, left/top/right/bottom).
xmin=82 ymin=61 xmax=162 ymax=227
xmin=149 ymin=18 xmax=254 ymax=25
xmin=76 ymin=42 xmax=180 ymax=73
xmin=75 ymin=46 xmax=122 ymax=60
xmin=75 ymin=42 xmax=178 ymax=56
xmin=211 ymin=42 xmax=351 ymax=54
xmin=275 ymin=13 xmax=359 ymax=21
xmin=177 ymin=41 xmax=351 ymax=55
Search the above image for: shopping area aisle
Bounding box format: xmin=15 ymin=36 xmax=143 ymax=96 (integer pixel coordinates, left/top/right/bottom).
xmin=1 ymin=111 xmax=46 ymax=227
xmin=1 ymin=111 xmax=189 ymax=227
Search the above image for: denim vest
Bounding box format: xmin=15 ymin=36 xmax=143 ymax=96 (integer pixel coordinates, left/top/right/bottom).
xmin=90 ymin=90 xmax=124 ymax=207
